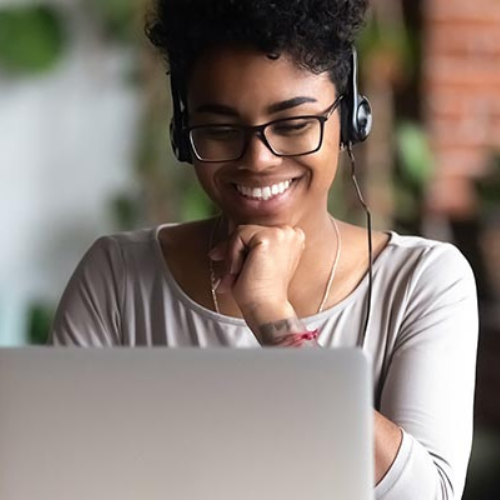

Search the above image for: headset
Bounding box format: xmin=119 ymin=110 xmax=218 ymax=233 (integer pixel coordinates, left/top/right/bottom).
xmin=169 ymin=46 xmax=373 ymax=163
xmin=169 ymin=46 xmax=374 ymax=349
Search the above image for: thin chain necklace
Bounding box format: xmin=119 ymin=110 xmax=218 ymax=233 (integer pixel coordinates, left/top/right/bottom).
xmin=208 ymin=215 xmax=342 ymax=315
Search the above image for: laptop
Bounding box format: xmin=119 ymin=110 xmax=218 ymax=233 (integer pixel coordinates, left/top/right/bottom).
xmin=0 ymin=347 xmax=373 ymax=500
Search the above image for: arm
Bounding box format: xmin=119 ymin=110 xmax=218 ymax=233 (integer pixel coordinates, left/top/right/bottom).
xmin=371 ymin=244 xmax=478 ymax=500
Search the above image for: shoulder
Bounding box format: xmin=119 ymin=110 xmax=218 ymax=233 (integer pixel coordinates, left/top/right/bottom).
xmin=86 ymin=222 xmax=196 ymax=267
xmin=89 ymin=220 xmax=215 ymax=297
xmin=82 ymin=227 xmax=152 ymax=271
xmin=158 ymin=218 xmax=212 ymax=252
xmin=379 ymin=233 xmax=478 ymax=339
xmin=95 ymin=225 xmax=163 ymax=254
xmin=79 ymin=218 xmax=214 ymax=285
xmin=73 ymin=225 xmax=175 ymax=288
xmin=382 ymin=232 xmax=475 ymax=289
xmin=50 ymin=226 xmax=164 ymax=347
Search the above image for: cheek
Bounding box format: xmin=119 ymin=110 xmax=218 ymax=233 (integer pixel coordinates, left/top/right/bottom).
xmin=312 ymin=128 xmax=340 ymax=178
xmin=194 ymin=165 xmax=214 ymax=193
xmin=319 ymin=120 xmax=341 ymax=179
xmin=323 ymin=116 xmax=341 ymax=152
xmin=194 ymin=164 xmax=223 ymax=202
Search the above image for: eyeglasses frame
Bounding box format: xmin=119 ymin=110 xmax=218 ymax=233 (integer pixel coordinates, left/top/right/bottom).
xmin=185 ymin=94 xmax=345 ymax=163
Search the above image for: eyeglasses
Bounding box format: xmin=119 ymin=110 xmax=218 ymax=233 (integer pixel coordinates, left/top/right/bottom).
xmin=186 ymin=95 xmax=344 ymax=163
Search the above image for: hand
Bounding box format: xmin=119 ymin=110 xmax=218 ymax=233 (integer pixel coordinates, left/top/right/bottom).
xmin=208 ymin=224 xmax=306 ymax=327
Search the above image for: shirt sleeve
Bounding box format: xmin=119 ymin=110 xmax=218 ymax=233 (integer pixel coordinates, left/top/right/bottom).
xmin=374 ymin=243 xmax=478 ymax=500
xmin=48 ymin=237 xmax=124 ymax=346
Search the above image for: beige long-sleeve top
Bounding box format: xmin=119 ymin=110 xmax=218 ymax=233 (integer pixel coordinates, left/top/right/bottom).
xmin=50 ymin=224 xmax=478 ymax=500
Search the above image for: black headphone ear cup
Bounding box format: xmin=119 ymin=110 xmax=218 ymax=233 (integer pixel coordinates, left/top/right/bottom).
xmin=170 ymin=115 xmax=193 ymax=164
xmin=170 ymin=119 xmax=181 ymax=160
xmin=353 ymin=96 xmax=372 ymax=143
xmin=340 ymin=47 xmax=373 ymax=147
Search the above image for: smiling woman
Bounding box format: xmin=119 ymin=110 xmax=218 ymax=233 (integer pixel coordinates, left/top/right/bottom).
xmin=49 ymin=1 xmax=478 ymax=499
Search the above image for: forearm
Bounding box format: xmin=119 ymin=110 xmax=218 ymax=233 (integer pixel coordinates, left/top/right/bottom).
xmin=373 ymin=410 xmax=403 ymax=485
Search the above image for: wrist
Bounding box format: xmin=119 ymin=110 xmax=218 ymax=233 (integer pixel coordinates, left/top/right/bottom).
xmin=242 ymin=301 xmax=297 ymax=334
xmin=242 ymin=302 xmax=317 ymax=346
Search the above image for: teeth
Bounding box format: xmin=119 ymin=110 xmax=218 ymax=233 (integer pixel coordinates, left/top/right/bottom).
xmin=251 ymin=187 xmax=262 ymax=198
xmin=236 ymin=180 xmax=293 ymax=200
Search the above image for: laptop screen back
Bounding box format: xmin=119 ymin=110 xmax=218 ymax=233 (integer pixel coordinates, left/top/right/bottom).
xmin=0 ymin=348 xmax=373 ymax=500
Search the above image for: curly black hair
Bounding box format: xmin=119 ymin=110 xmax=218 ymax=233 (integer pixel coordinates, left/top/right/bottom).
xmin=146 ymin=0 xmax=369 ymax=99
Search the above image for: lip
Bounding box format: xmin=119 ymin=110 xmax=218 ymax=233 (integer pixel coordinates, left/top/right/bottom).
xmin=227 ymin=176 xmax=301 ymax=188
xmin=225 ymin=176 xmax=302 ymax=215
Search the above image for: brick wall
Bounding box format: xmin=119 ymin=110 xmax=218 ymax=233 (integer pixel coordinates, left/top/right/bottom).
xmin=423 ymin=0 xmax=500 ymax=217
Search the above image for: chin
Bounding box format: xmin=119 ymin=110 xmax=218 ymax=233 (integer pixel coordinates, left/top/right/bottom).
xmin=220 ymin=209 xmax=304 ymax=230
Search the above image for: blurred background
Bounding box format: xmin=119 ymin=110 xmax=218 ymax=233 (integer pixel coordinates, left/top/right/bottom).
xmin=0 ymin=0 xmax=499 ymax=497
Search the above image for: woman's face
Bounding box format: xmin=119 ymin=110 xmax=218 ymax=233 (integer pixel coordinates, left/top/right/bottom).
xmin=186 ymin=45 xmax=341 ymax=228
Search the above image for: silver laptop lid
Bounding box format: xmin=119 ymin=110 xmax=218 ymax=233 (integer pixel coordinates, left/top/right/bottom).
xmin=0 ymin=348 xmax=373 ymax=500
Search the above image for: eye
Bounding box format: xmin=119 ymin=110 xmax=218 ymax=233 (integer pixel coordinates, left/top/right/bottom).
xmin=198 ymin=126 xmax=241 ymax=141
xmin=271 ymin=118 xmax=315 ymax=136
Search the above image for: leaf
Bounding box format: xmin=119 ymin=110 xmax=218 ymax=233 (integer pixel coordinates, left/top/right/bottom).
xmin=396 ymin=121 xmax=433 ymax=187
xmin=0 ymin=6 xmax=65 ymax=74
xmin=26 ymin=302 xmax=55 ymax=345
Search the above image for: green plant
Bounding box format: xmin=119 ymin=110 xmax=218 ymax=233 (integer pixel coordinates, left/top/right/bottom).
xmin=111 ymin=193 xmax=143 ymax=230
xmin=26 ymin=302 xmax=55 ymax=345
xmin=397 ymin=121 xmax=433 ymax=186
xmin=0 ymin=6 xmax=65 ymax=74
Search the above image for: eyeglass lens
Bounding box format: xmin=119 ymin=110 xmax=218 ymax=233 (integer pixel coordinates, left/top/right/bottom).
xmin=190 ymin=117 xmax=323 ymax=161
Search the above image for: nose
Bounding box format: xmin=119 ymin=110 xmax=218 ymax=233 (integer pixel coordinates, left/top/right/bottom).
xmin=237 ymin=131 xmax=283 ymax=171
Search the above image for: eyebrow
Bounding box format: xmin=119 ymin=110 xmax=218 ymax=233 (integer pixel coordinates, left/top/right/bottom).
xmin=194 ymin=96 xmax=318 ymax=116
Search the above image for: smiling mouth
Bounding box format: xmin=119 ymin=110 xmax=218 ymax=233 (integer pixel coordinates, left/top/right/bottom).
xmin=233 ymin=178 xmax=298 ymax=201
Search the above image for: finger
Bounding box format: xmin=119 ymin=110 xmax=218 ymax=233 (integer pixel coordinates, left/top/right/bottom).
xmin=208 ymin=241 xmax=227 ymax=262
xmin=226 ymin=230 xmax=253 ymax=275
xmin=294 ymin=227 xmax=306 ymax=249
xmin=215 ymin=272 xmax=237 ymax=294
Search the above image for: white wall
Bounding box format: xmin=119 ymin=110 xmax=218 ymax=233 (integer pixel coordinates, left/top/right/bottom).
xmin=0 ymin=1 xmax=142 ymax=344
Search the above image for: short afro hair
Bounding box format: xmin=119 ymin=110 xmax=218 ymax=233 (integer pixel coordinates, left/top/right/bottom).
xmin=146 ymin=0 xmax=369 ymax=99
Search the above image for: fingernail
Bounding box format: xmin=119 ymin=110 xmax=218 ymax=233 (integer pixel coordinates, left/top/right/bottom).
xmin=208 ymin=248 xmax=224 ymax=261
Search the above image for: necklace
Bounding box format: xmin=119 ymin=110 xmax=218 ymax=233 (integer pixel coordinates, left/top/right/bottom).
xmin=208 ymin=215 xmax=342 ymax=315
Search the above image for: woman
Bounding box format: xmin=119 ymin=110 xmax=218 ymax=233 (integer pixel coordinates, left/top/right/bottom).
xmin=50 ymin=1 xmax=478 ymax=498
